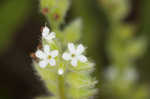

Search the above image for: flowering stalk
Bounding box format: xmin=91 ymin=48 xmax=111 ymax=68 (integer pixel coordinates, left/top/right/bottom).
xmin=32 ymin=0 xmax=97 ymax=99
xmin=98 ymin=0 xmax=149 ymax=98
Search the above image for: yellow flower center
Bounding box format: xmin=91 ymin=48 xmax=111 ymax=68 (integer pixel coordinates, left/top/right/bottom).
xmin=48 ymin=55 xmax=51 ymax=59
xmin=71 ymin=54 xmax=75 ymax=57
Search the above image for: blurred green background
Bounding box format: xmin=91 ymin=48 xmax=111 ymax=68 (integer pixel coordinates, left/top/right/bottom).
xmin=0 ymin=0 xmax=150 ymax=99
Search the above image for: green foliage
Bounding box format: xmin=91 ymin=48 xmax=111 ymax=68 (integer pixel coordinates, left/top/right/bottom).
xmin=99 ymin=0 xmax=130 ymax=21
xmin=57 ymin=19 xmax=82 ymax=45
xmin=107 ymin=24 xmax=147 ymax=68
xmin=66 ymin=62 xmax=97 ymax=99
xmin=34 ymin=0 xmax=97 ymax=99
xmin=0 ymin=0 xmax=30 ymax=54
xmin=40 ymin=0 xmax=70 ymax=29
xmin=34 ymin=29 xmax=97 ymax=99
xmin=98 ymin=0 xmax=149 ymax=99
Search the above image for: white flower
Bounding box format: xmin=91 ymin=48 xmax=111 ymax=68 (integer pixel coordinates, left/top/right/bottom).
xmin=42 ymin=26 xmax=56 ymax=42
xmin=58 ymin=69 xmax=64 ymax=75
xmin=35 ymin=45 xmax=59 ymax=68
xmin=62 ymin=43 xmax=87 ymax=67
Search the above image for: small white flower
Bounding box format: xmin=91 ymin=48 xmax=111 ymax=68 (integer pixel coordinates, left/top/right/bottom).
xmin=35 ymin=45 xmax=59 ymax=68
xmin=58 ymin=69 xmax=64 ymax=75
xmin=62 ymin=43 xmax=87 ymax=67
xmin=42 ymin=26 xmax=56 ymax=42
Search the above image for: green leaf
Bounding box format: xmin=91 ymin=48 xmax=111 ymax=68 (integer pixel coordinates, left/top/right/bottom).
xmin=63 ymin=19 xmax=82 ymax=43
xmin=56 ymin=19 xmax=82 ymax=45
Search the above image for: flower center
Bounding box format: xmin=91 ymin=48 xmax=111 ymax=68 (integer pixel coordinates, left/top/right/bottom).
xmin=48 ymin=55 xmax=51 ymax=59
xmin=71 ymin=54 xmax=75 ymax=57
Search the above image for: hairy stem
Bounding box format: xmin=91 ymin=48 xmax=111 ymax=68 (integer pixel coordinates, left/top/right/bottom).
xmin=58 ymin=75 xmax=66 ymax=99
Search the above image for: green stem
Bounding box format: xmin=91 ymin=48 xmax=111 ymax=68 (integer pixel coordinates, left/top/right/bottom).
xmin=58 ymin=75 xmax=66 ymax=99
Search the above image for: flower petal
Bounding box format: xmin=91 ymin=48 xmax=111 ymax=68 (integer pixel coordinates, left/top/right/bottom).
xmin=44 ymin=45 xmax=50 ymax=54
xmin=58 ymin=69 xmax=64 ymax=75
xmin=68 ymin=43 xmax=76 ymax=54
xmin=49 ymin=32 xmax=56 ymax=39
xmin=78 ymin=55 xmax=87 ymax=62
xmin=62 ymin=52 xmax=71 ymax=60
xmin=35 ymin=50 xmax=46 ymax=59
xmin=39 ymin=60 xmax=48 ymax=68
xmin=42 ymin=31 xmax=49 ymax=38
xmin=42 ymin=26 xmax=50 ymax=34
xmin=76 ymin=44 xmax=85 ymax=54
xmin=49 ymin=58 xmax=56 ymax=66
xmin=46 ymin=32 xmax=56 ymax=41
xmin=71 ymin=58 xmax=78 ymax=67
xmin=51 ymin=50 xmax=59 ymax=57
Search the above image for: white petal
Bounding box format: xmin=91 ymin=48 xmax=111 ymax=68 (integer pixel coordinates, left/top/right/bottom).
xmin=44 ymin=45 xmax=50 ymax=54
xmin=51 ymin=50 xmax=59 ymax=57
xmin=45 ymin=36 xmax=52 ymax=42
xmin=71 ymin=58 xmax=78 ymax=67
xmin=68 ymin=43 xmax=76 ymax=54
xmin=42 ymin=26 xmax=50 ymax=34
xmin=78 ymin=55 xmax=87 ymax=62
xmin=49 ymin=32 xmax=56 ymax=39
xmin=49 ymin=58 xmax=56 ymax=66
xmin=39 ymin=60 xmax=48 ymax=68
xmin=46 ymin=32 xmax=56 ymax=41
xmin=42 ymin=32 xmax=49 ymax=38
xmin=35 ymin=50 xmax=45 ymax=59
xmin=62 ymin=52 xmax=71 ymax=60
xmin=76 ymin=44 xmax=85 ymax=54
xmin=58 ymin=69 xmax=64 ymax=75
